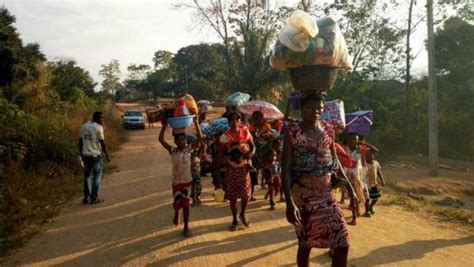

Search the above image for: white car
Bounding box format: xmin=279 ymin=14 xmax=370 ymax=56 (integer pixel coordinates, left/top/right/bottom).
xmin=122 ymin=110 xmax=145 ymax=130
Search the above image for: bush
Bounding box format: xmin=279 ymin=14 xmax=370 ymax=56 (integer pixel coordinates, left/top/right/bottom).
xmin=0 ymin=95 xmax=126 ymax=256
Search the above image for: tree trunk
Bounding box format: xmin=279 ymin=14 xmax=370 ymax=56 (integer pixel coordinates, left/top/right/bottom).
xmin=404 ymin=0 xmax=414 ymax=152
xmin=427 ymin=0 xmax=438 ymax=176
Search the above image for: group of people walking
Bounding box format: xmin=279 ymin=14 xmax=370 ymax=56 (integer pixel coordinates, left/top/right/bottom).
xmin=79 ymin=93 xmax=386 ymax=266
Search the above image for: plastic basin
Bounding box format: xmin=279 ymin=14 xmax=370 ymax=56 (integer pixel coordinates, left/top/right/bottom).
xmin=167 ymin=115 xmax=195 ymax=128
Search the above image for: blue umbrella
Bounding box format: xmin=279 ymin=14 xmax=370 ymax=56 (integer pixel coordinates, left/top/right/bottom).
xmin=202 ymin=118 xmax=229 ymax=136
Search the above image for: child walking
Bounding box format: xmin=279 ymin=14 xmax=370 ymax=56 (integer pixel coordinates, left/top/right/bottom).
xmin=365 ymin=148 xmax=385 ymax=215
xmin=159 ymin=117 xmax=202 ymax=238
xmin=344 ymin=133 xmax=366 ymax=225
xmin=190 ymin=141 xmax=204 ymax=206
xmin=263 ymin=149 xmax=281 ymax=210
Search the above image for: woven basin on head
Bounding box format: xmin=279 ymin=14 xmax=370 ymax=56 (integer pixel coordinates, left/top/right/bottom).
xmin=289 ymin=65 xmax=339 ymax=93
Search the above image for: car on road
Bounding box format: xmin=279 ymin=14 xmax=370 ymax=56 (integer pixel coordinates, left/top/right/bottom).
xmin=122 ymin=110 xmax=145 ymax=130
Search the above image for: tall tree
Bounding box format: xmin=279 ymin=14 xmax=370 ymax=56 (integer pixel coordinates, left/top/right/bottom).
xmin=49 ymin=59 xmax=96 ymax=100
xmin=99 ymin=59 xmax=122 ymax=95
xmin=173 ymin=43 xmax=226 ymax=99
xmin=229 ymin=0 xmax=284 ymax=98
xmin=0 ymin=7 xmax=23 ymax=88
xmin=434 ymin=17 xmax=474 ymax=159
xmin=0 ymin=8 xmax=46 ymax=88
xmin=152 ymin=50 xmax=174 ymax=70
xmin=176 ymin=0 xmax=236 ymax=89
xmin=298 ymin=0 xmax=313 ymax=12
xmin=127 ymin=64 xmax=151 ymax=81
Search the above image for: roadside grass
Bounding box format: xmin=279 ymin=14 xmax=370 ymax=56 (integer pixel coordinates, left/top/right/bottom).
xmin=0 ymin=101 xmax=127 ymax=258
xmin=381 ymin=193 xmax=473 ymax=227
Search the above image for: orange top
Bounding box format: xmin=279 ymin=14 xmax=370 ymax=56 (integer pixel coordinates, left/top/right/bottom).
xmin=359 ymin=144 xmax=370 ymax=158
xmin=249 ymin=122 xmax=272 ymax=134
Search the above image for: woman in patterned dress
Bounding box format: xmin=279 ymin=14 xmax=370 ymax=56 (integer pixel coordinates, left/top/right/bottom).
xmin=281 ymin=92 xmax=356 ymax=267
xmin=217 ymin=111 xmax=256 ymax=231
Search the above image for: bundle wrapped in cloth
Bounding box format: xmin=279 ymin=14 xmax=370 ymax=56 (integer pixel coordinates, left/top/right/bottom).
xmin=270 ymin=11 xmax=352 ymax=92
xmin=322 ymin=99 xmax=346 ymax=132
xmin=270 ymin=12 xmax=352 ymax=71
xmin=224 ymin=92 xmax=251 ymax=107
xmin=165 ymin=94 xmax=198 ymax=130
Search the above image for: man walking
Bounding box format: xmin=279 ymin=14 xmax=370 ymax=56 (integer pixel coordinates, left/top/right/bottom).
xmin=79 ymin=111 xmax=110 ymax=204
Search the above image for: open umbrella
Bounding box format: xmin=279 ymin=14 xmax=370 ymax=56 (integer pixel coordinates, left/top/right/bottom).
xmin=197 ymin=100 xmax=213 ymax=114
xmin=197 ymin=100 xmax=211 ymax=106
xmin=202 ymin=118 xmax=229 ymax=136
xmin=237 ymin=101 xmax=284 ymax=120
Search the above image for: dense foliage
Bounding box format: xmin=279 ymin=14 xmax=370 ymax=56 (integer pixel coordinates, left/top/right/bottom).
xmin=0 ymin=8 xmax=124 ymax=253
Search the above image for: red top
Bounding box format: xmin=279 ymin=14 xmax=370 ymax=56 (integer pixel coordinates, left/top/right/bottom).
xmin=335 ymin=143 xmax=356 ymax=168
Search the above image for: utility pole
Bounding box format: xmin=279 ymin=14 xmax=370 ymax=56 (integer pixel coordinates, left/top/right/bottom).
xmin=427 ymin=0 xmax=438 ymax=176
xmin=404 ymin=0 xmax=415 ymax=153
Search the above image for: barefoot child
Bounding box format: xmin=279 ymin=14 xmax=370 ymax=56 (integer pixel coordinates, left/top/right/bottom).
xmin=344 ymin=133 xmax=366 ymax=225
xmin=158 ymin=117 xmax=202 ymax=238
xmin=263 ymin=149 xmax=281 ymax=210
xmin=190 ymin=141 xmax=204 ymax=206
xmin=365 ymin=148 xmax=385 ymax=214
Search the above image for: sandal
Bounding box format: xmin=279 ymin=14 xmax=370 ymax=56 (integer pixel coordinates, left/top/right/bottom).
xmin=90 ymin=198 xmax=104 ymax=205
xmin=183 ymin=228 xmax=193 ymax=238
xmin=230 ymin=223 xmax=238 ymax=231
xmin=239 ymin=214 xmax=251 ymax=227
xmin=348 ymin=219 xmax=357 ymax=226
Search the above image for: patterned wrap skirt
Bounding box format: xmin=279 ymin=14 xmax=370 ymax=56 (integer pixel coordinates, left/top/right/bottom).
xmin=225 ymin=166 xmax=251 ymax=201
xmin=172 ymin=181 xmax=192 ymax=210
xmin=291 ymin=175 xmax=350 ymax=249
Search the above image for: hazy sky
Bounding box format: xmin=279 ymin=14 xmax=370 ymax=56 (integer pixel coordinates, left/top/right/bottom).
xmin=1 ymin=0 xmax=430 ymax=85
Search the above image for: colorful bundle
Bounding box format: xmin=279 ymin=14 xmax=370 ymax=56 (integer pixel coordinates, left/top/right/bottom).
xmin=270 ymin=11 xmax=352 ymax=71
xmin=322 ymin=100 xmax=346 ymax=132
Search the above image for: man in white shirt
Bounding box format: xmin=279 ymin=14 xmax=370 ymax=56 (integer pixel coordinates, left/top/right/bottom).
xmin=79 ymin=111 xmax=110 ymax=204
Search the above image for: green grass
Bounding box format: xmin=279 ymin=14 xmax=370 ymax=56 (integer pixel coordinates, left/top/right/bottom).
xmin=0 ymin=102 xmax=127 ymax=258
xmin=381 ymin=193 xmax=473 ymax=228
xmin=432 ymin=207 xmax=474 ymax=226
xmin=380 ymin=194 xmax=424 ymax=212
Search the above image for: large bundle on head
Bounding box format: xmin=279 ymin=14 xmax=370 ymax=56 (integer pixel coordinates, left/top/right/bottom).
xmin=270 ymin=11 xmax=352 ymax=93
xmin=322 ymin=99 xmax=346 ymax=132
xmin=345 ymin=111 xmax=373 ymax=136
xmin=224 ymin=92 xmax=251 ymax=107
xmin=165 ymin=94 xmax=198 ymax=131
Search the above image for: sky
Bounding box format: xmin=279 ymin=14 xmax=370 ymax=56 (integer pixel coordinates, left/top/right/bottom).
xmin=1 ymin=0 xmax=432 ymax=86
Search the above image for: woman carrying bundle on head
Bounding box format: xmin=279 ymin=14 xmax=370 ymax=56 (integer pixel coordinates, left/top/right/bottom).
xmin=281 ymin=92 xmax=356 ymax=267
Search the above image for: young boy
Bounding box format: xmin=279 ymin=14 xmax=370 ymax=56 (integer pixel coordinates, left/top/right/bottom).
xmin=158 ymin=117 xmax=202 ymax=238
xmin=263 ymin=149 xmax=281 ymax=210
xmin=365 ymin=148 xmax=385 ymax=215
xmin=344 ymin=133 xmax=366 ymax=225
xmin=190 ymin=140 xmax=204 ymax=206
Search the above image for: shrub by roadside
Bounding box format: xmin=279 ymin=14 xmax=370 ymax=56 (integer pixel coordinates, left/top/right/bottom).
xmin=0 ymin=97 xmax=126 ymax=257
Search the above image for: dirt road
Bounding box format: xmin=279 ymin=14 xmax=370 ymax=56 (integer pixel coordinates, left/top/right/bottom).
xmin=4 ymin=126 xmax=474 ymax=266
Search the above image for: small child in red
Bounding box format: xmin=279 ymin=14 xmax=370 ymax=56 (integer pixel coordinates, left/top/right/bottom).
xmin=263 ymin=149 xmax=281 ymax=210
